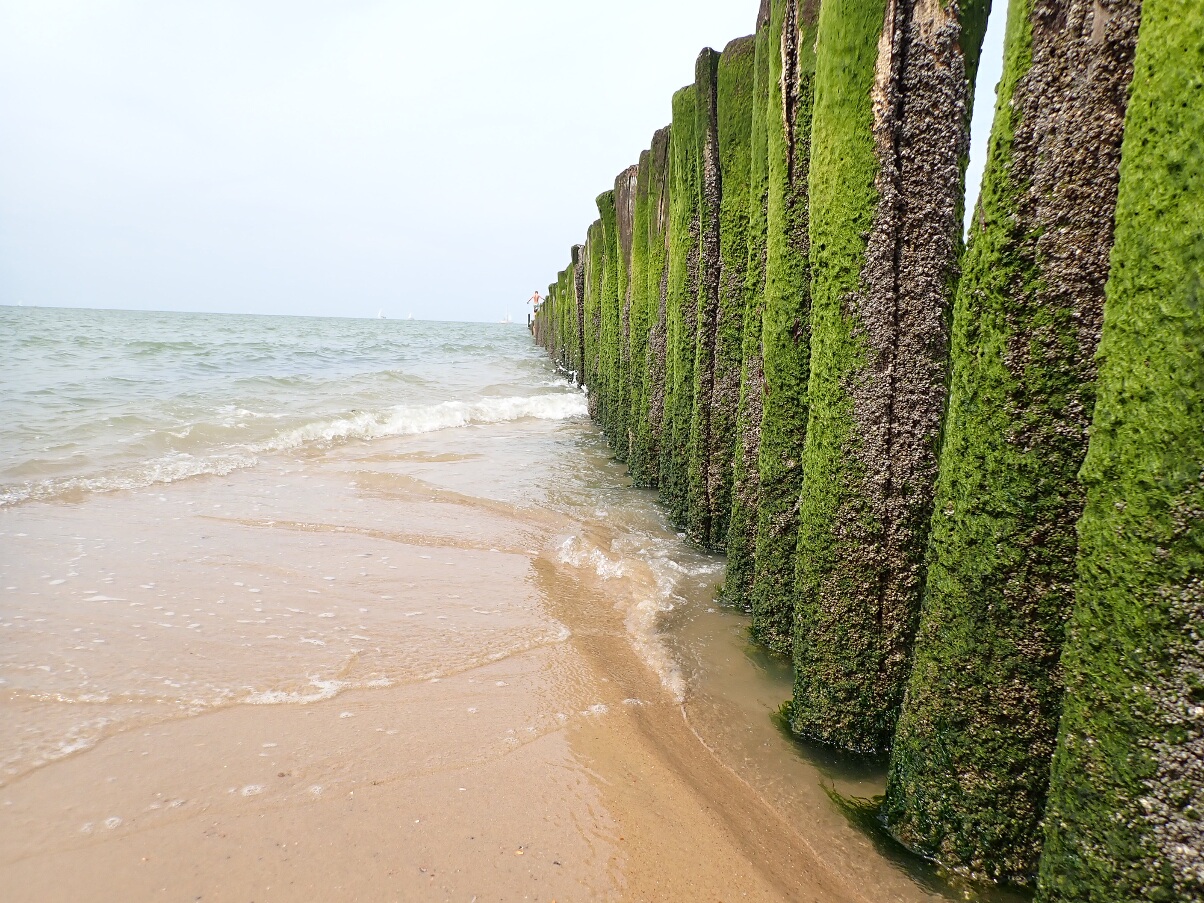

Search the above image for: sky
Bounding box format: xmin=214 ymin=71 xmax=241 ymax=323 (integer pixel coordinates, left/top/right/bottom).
xmin=0 ymin=1 xmax=1005 ymax=323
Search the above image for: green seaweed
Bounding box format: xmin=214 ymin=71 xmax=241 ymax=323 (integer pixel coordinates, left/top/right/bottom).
xmin=722 ymin=3 xmax=773 ymax=610
xmin=659 ymin=82 xmax=702 ymax=528
xmin=791 ymin=0 xmax=988 ymax=755
xmin=597 ymin=189 xmax=621 ymax=448
xmin=698 ymin=37 xmax=751 ymax=551
xmin=750 ymin=0 xmax=822 ymax=654
xmin=613 ymin=166 xmax=639 ymax=462
xmin=632 ymin=127 xmax=673 ymax=489
xmin=627 ymin=151 xmax=654 ymax=484
xmin=686 ymin=47 xmax=724 ymax=547
xmin=571 ymin=243 xmax=585 ymax=382
xmin=583 ymin=220 xmax=605 ymax=411
xmin=1038 ymin=2 xmax=1204 ymax=899
xmin=557 ymin=267 xmax=570 ymax=371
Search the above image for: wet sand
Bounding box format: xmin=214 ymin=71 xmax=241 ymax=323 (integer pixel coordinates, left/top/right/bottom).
xmin=1 ymin=420 xmax=972 ymax=901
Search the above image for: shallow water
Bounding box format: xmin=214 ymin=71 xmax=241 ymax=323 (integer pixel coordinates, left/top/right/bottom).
xmin=1 ymin=308 xmax=586 ymax=778
xmin=0 ymin=307 xmax=1022 ymax=901
xmin=0 ymin=307 xmax=579 ymax=507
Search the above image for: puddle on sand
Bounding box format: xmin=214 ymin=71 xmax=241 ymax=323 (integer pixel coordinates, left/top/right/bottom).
xmin=661 ymin=576 xmax=1033 ymax=903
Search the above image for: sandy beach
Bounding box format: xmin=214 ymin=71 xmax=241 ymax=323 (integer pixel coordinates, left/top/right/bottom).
xmin=0 ymin=416 xmax=975 ymax=902
xmin=0 ymin=311 xmax=1007 ymax=903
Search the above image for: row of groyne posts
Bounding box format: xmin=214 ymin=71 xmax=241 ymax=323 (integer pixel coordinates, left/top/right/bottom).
xmin=532 ymin=0 xmax=1201 ymax=899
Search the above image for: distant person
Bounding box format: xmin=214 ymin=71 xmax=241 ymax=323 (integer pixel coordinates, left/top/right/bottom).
xmin=529 ymin=291 xmax=541 ymax=310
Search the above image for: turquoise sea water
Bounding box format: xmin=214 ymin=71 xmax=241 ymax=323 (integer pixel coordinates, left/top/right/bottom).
xmin=1 ymin=306 xmax=582 ymax=507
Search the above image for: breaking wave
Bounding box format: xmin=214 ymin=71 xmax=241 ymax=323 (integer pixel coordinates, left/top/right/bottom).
xmin=0 ymin=392 xmax=587 ymax=507
xmin=256 ymin=393 xmax=588 ymax=450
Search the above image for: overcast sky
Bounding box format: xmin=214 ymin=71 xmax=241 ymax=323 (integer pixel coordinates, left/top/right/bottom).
xmin=0 ymin=1 xmax=1005 ymax=322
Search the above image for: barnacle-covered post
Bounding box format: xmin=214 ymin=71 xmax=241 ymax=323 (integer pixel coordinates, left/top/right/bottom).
xmin=686 ymin=35 xmax=756 ymax=551
xmin=659 ymin=78 xmax=705 ymax=527
xmin=884 ymin=0 xmax=1143 ymax=884
xmin=1037 ymin=1 xmax=1203 ymax=899
xmin=747 ymin=0 xmax=822 ymax=651
xmin=790 ymin=0 xmax=991 ymax=752
xmin=723 ymin=0 xmax=773 ymax=609
xmin=631 ymin=127 xmax=673 ymax=488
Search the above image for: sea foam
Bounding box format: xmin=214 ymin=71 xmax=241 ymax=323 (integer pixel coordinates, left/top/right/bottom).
xmin=0 ymin=392 xmax=587 ymax=507
xmin=259 ymin=393 xmax=588 ymax=450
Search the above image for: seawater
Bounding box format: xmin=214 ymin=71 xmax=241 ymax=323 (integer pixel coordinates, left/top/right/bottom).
xmin=0 ymin=307 xmax=614 ymax=779
xmin=1 ymin=307 xmax=582 ymax=507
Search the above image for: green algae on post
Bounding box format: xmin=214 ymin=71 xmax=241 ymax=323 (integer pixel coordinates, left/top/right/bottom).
xmin=722 ymin=0 xmax=772 ymax=610
xmin=884 ymin=0 xmax=1144 ymax=884
xmin=597 ymin=189 xmax=621 ymax=450
xmin=557 ymin=267 xmax=570 ymax=372
xmin=693 ymin=35 xmax=755 ymax=552
xmin=685 ymin=46 xmax=724 ymax=547
xmin=583 ymin=220 xmax=605 ymax=416
xmin=747 ymin=0 xmax=821 ymax=651
xmin=659 ymin=80 xmax=703 ymax=529
xmin=626 ymin=151 xmax=653 ymax=482
xmin=631 ymin=127 xmax=673 ymax=489
xmin=790 ymin=0 xmax=990 ymax=754
xmin=572 ymin=243 xmax=585 ymax=384
xmin=1037 ymin=1 xmax=1203 ymax=898
xmin=614 ymin=165 xmax=640 ymax=462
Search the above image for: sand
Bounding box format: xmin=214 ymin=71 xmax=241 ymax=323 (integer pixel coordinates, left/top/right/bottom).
xmin=0 ymin=421 xmax=953 ymax=902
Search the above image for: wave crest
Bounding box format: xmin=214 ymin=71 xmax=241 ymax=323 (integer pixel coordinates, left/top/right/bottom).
xmin=259 ymin=393 xmax=588 ymax=450
xmin=0 ymin=392 xmax=587 ymax=507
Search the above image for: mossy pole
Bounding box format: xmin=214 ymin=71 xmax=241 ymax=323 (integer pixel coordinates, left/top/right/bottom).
xmin=550 ymin=275 xmax=560 ymax=362
xmin=560 ymin=269 xmax=569 ymax=369
xmin=884 ymin=0 xmax=1144 ymax=884
xmin=572 ymin=243 xmax=586 ymax=384
xmin=723 ymin=0 xmax=773 ymax=609
xmin=557 ymin=269 xmax=570 ymax=370
xmin=548 ymin=279 xmax=560 ymax=363
xmin=613 ymin=166 xmax=639 ymax=462
xmin=1037 ymin=2 xmax=1203 ymax=898
xmin=626 ymin=151 xmax=654 ymax=482
xmin=540 ymin=282 xmax=551 ymax=353
xmin=685 ymin=47 xmax=724 ymax=547
xmin=559 ymin=274 xmax=567 ymax=365
xmin=531 ymin=286 xmax=542 ymax=346
xmin=791 ymin=0 xmax=991 ymax=753
xmin=659 ymin=83 xmax=702 ymax=528
xmin=688 ymin=36 xmax=756 ymax=552
xmin=634 ymin=126 xmax=673 ymax=489
xmin=584 ymin=220 xmax=605 ymax=418
xmin=748 ymin=0 xmax=820 ymax=652
xmin=562 ymin=258 xmax=579 ymax=379
xmin=597 ymin=190 xmax=620 ymax=440
xmin=549 ymin=274 xmax=558 ymax=363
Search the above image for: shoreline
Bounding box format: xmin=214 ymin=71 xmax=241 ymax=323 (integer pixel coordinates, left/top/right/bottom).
xmin=1 ymin=420 xmax=978 ymax=902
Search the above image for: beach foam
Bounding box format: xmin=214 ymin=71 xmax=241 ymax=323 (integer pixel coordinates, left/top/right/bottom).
xmin=1 ymin=392 xmax=586 ymax=507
